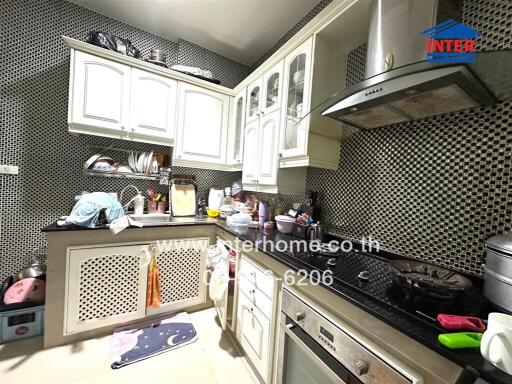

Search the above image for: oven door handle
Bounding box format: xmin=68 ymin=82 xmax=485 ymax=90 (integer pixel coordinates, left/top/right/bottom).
xmin=281 ymin=323 xmax=348 ymax=384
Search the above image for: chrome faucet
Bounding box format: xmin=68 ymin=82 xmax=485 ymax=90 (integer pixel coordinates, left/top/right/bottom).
xmin=119 ymin=185 xmax=143 ymax=214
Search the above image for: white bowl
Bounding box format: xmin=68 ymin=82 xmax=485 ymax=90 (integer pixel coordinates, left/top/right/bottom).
xmin=275 ymin=215 xmax=295 ymax=234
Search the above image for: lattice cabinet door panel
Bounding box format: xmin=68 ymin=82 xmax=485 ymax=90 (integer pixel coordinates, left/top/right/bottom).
xmin=147 ymin=238 xmax=209 ymax=316
xmin=65 ymin=245 xmax=149 ymax=334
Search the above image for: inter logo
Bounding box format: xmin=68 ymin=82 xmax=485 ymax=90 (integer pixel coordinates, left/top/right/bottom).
xmin=420 ymin=19 xmax=480 ymax=63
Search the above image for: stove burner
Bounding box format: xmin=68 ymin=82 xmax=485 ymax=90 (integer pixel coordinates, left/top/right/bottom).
xmin=357 ymin=270 xmax=370 ymax=282
xmin=286 ymin=247 xmax=490 ymax=324
xmin=326 ymin=258 xmax=337 ymax=267
xmin=316 ymin=242 xmax=341 ymax=256
xmin=388 ymin=260 xmax=473 ymax=300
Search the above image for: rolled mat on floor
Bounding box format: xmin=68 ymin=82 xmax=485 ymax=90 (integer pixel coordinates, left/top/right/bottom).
xmin=110 ymin=312 xmax=198 ymax=369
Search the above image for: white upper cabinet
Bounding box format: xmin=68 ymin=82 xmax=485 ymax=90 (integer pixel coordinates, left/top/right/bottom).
xmin=246 ymin=77 xmax=263 ymax=124
xmin=128 ymin=68 xmax=177 ymax=143
xmin=280 ymin=37 xmax=313 ymax=159
xmin=243 ymin=107 xmax=305 ymax=193
xmin=242 ymin=64 xmax=306 ymax=194
xmin=66 ymin=45 xmax=234 ymax=152
xmin=173 ymin=83 xmax=230 ymax=166
xmin=243 ymin=73 xmax=280 ymax=186
xmin=226 ymin=88 xmax=247 ymax=167
xmin=256 ymin=110 xmax=280 ymax=185
xmin=262 ymin=61 xmax=284 ymax=116
xmin=242 ymin=119 xmax=259 ymax=184
xmin=70 ymin=51 xmax=130 ymax=135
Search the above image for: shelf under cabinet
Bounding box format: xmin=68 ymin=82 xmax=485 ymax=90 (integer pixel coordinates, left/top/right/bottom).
xmin=83 ymin=169 xmax=160 ymax=180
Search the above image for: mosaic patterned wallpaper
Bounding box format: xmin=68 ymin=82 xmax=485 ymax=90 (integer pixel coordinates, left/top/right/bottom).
xmin=0 ymin=0 xmax=246 ymax=278
xmin=302 ymin=0 xmax=512 ymax=277
xmin=2 ymin=0 xmax=510 ymax=280
xmin=252 ymin=0 xmax=334 ymax=70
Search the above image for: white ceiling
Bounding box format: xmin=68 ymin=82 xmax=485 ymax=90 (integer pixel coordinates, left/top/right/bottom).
xmin=69 ymin=0 xmax=320 ymax=65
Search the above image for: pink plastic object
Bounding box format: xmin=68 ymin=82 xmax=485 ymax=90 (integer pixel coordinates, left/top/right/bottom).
xmin=437 ymin=314 xmax=486 ymax=332
xmin=4 ymin=278 xmax=46 ymax=305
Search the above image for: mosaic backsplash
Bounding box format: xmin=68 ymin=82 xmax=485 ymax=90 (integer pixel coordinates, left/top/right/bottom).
xmin=0 ymin=0 xmax=247 ymax=279
xmin=2 ymin=0 xmax=511 ymax=280
xmin=302 ymin=0 xmax=512 ymax=277
xmin=252 ymin=0 xmax=334 ymax=70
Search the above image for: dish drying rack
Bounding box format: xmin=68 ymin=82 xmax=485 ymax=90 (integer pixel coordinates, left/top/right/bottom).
xmin=83 ymin=144 xmax=168 ymax=181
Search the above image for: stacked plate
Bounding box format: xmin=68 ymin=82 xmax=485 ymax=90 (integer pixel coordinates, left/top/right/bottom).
xmin=128 ymin=151 xmax=159 ymax=174
xmin=85 ymin=151 xmax=162 ymax=175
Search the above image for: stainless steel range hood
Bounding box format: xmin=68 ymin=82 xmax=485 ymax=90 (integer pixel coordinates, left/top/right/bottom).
xmin=322 ymin=0 xmax=512 ymax=129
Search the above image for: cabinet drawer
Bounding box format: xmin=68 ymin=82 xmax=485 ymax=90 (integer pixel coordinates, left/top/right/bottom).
xmin=238 ymin=275 xmax=273 ymax=317
xmin=236 ymin=290 xmax=271 ymax=381
xmin=239 ymin=256 xmax=274 ymax=299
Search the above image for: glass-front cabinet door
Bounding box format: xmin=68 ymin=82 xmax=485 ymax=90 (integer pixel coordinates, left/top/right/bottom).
xmin=227 ymin=88 xmax=246 ymax=165
xmin=262 ymin=61 xmax=284 ymax=116
xmin=280 ymin=37 xmax=313 ymax=159
xmin=246 ymin=78 xmax=263 ymax=123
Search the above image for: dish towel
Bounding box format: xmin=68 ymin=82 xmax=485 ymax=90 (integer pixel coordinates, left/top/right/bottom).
xmin=146 ymin=247 xmax=161 ymax=308
xmin=110 ymin=312 xmax=198 ymax=368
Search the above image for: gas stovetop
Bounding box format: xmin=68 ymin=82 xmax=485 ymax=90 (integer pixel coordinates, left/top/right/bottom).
xmin=285 ymin=247 xmax=491 ymax=326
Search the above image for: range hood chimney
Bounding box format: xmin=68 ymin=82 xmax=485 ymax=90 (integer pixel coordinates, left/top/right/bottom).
xmin=322 ymin=0 xmax=512 ymax=129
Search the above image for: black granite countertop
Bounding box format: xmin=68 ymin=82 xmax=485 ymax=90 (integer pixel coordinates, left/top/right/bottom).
xmin=42 ymin=219 xmax=511 ymax=384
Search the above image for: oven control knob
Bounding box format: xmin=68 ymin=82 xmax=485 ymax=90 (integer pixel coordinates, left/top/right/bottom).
xmin=295 ymin=311 xmax=306 ymax=322
xmin=354 ymin=360 xmax=369 ymax=376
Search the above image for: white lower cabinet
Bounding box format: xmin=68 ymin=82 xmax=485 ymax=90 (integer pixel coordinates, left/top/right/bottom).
xmin=65 ymin=244 xmax=149 ymax=334
xmin=236 ymin=256 xmax=277 ymax=383
xmin=64 ymin=238 xmax=208 ymax=335
xmin=237 ymin=291 xmax=271 ymax=379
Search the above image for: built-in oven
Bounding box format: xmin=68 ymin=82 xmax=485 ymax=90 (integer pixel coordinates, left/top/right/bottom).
xmin=276 ymin=287 xmax=422 ymax=384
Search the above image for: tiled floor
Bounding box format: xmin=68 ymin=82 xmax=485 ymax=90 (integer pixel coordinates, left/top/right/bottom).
xmin=0 ymin=308 xmax=258 ymax=384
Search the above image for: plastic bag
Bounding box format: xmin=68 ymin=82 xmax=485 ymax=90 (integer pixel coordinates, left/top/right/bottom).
xmin=86 ymin=31 xmax=141 ymax=58
xmin=209 ymin=259 xmax=229 ymax=302
xmin=60 ymin=192 xmax=125 ymax=228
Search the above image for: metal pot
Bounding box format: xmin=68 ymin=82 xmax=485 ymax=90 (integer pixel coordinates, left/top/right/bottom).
xmin=17 ymin=263 xmax=46 ymax=281
xmin=485 ymin=233 xmax=512 ymax=312
xmin=307 ymin=223 xmax=326 ymax=242
xmin=149 ymin=49 xmax=166 ymax=63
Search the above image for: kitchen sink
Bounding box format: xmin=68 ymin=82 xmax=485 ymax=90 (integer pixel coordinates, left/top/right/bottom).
xmin=129 ymin=213 xmax=173 ymax=225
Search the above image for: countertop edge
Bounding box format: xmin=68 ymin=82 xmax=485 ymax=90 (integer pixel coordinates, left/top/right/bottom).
xmin=41 ymin=219 xmax=510 ymax=384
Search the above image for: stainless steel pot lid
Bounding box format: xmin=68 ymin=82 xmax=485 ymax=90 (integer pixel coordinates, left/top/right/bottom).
xmin=486 ymin=232 xmax=512 ymax=253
